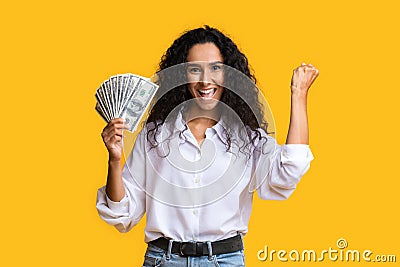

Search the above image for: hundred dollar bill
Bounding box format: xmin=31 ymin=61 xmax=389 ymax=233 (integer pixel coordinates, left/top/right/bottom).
xmin=95 ymin=102 xmax=109 ymax=122
xmin=118 ymin=75 xmax=141 ymax=118
xmin=95 ymin=73 xmax=158 ymax=130
xmin=101 ymin=80 xmax=113 ymax=119
xmin=109 ymin=75 xmax=118 ymax=117
xmin=122 ymin=78 xmax=158 ymax=132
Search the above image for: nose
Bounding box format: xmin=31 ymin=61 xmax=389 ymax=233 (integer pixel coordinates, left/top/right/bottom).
xmin=200 ymin=68 xmax=212 ymax=86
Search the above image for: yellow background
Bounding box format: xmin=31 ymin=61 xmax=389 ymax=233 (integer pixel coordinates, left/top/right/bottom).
xmin=1 ymin=0 xmax=399 ymax=266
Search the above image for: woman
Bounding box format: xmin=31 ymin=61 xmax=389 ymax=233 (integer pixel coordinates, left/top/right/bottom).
xmin=97 ymin=26 xmax=319 ymax=266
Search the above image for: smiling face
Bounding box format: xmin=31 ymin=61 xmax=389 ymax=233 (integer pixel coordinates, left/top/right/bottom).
xmin=186 ymin=43 xmax=224 ymax=111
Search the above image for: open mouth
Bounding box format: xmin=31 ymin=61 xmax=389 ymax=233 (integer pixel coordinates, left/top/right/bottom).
xmin=198 ymin=88 xmax=217 ymax=98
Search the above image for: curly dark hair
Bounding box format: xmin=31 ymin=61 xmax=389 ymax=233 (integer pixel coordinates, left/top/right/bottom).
xmin=146 ymin=25 xmax=269 ymax=154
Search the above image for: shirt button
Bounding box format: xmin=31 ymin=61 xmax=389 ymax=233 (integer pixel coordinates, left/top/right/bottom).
xmin=192 ymin=210 xmax=198 ymax=215
xmin=194 ymin=178 xmax=200 ymax=183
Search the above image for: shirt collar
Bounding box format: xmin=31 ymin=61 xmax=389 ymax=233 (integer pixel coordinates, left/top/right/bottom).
xmin=172 ymin=110 xmax=229 ymax=143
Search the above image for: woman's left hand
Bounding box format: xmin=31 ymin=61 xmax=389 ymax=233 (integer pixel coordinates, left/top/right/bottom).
xmin=291 ymin=63 xmax=319 ymax=95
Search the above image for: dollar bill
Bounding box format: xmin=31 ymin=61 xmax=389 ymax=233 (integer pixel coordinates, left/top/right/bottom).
xmin=94 ymin=73 xmax=159 ymax=132
xmin=95 ymin=91 xmax=111 ymax=121
xmin=101 ymin=80 xmax=113 ymax=119
xmin=119 ymin=75 xmax=141 ymax=117
xmin=109 ymin=76 xmax=118 ymax=117
xmin=122 ymin=78 xmax=158 ymax=132
xmin=95 ymin=102 xmax=109 ymax=122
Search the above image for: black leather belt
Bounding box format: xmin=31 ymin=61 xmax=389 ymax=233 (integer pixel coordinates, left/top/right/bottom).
xmin=149 ymin=234 xmax=243 ymax=257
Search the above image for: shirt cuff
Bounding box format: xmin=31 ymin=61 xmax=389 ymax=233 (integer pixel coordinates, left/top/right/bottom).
xmin=105 ymin=193 xmax=129 ymax=214
xmin=281 ymin=144 xmax=314 ymax=161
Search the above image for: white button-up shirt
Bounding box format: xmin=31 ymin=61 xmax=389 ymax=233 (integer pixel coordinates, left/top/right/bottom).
xmin=96 ymin=114 xmax=313 ymax=243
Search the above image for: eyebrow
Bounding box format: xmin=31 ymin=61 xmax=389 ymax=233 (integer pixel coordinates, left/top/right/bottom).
xmin=187 ymin=61 xmax=224 ymax=66
xmin=209 ymin=61 xmax=223 ymax=64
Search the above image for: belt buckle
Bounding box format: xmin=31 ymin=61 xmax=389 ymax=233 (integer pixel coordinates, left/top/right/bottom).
xmin=179 ymin=241 xmax=197 ymax=256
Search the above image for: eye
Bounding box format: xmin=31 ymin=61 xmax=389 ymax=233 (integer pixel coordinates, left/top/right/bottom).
xmin=210 ymin=64 xmax=223 ymax=72
xmin=188 ymin=67 xmax=202 ymax=74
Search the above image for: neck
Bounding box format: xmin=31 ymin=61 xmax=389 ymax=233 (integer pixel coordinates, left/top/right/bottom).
xmin=185 ymin=104 xmax=220 ymax=127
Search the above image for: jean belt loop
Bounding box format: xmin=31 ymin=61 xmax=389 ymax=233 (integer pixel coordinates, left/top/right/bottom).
xmin=238 ymin=232 xmax=244 ymax=248
xmin=206 ymin=241 xmax=213 ymax=260
xmin=166 ymin=240 xmax=173 ymax=260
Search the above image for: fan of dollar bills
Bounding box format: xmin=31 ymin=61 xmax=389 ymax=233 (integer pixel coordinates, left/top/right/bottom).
xmin=95 ymin=73 xmax=158 ymax=132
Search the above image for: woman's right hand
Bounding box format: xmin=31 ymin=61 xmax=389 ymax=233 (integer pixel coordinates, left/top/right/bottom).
xmin=101 ymin=118 xmax=125 ymax=162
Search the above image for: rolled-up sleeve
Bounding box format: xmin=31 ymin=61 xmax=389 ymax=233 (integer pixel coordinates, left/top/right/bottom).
xmin=256 ymin=141 xmax=314 ymax=200
xmin=96 ymin=130 xmax=147 ymax=233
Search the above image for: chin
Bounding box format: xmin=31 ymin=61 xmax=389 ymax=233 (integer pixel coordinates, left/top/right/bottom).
xmin=194 ymin=97 xmax=220 ymax=111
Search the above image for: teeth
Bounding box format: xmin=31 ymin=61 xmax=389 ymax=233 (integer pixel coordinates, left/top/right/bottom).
xmin=199 ymin=89 xmax=214 ymax=94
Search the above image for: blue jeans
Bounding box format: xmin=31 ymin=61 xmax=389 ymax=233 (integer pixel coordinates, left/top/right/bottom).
xmin=142 ymin=243 xmax=245 ymax=267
